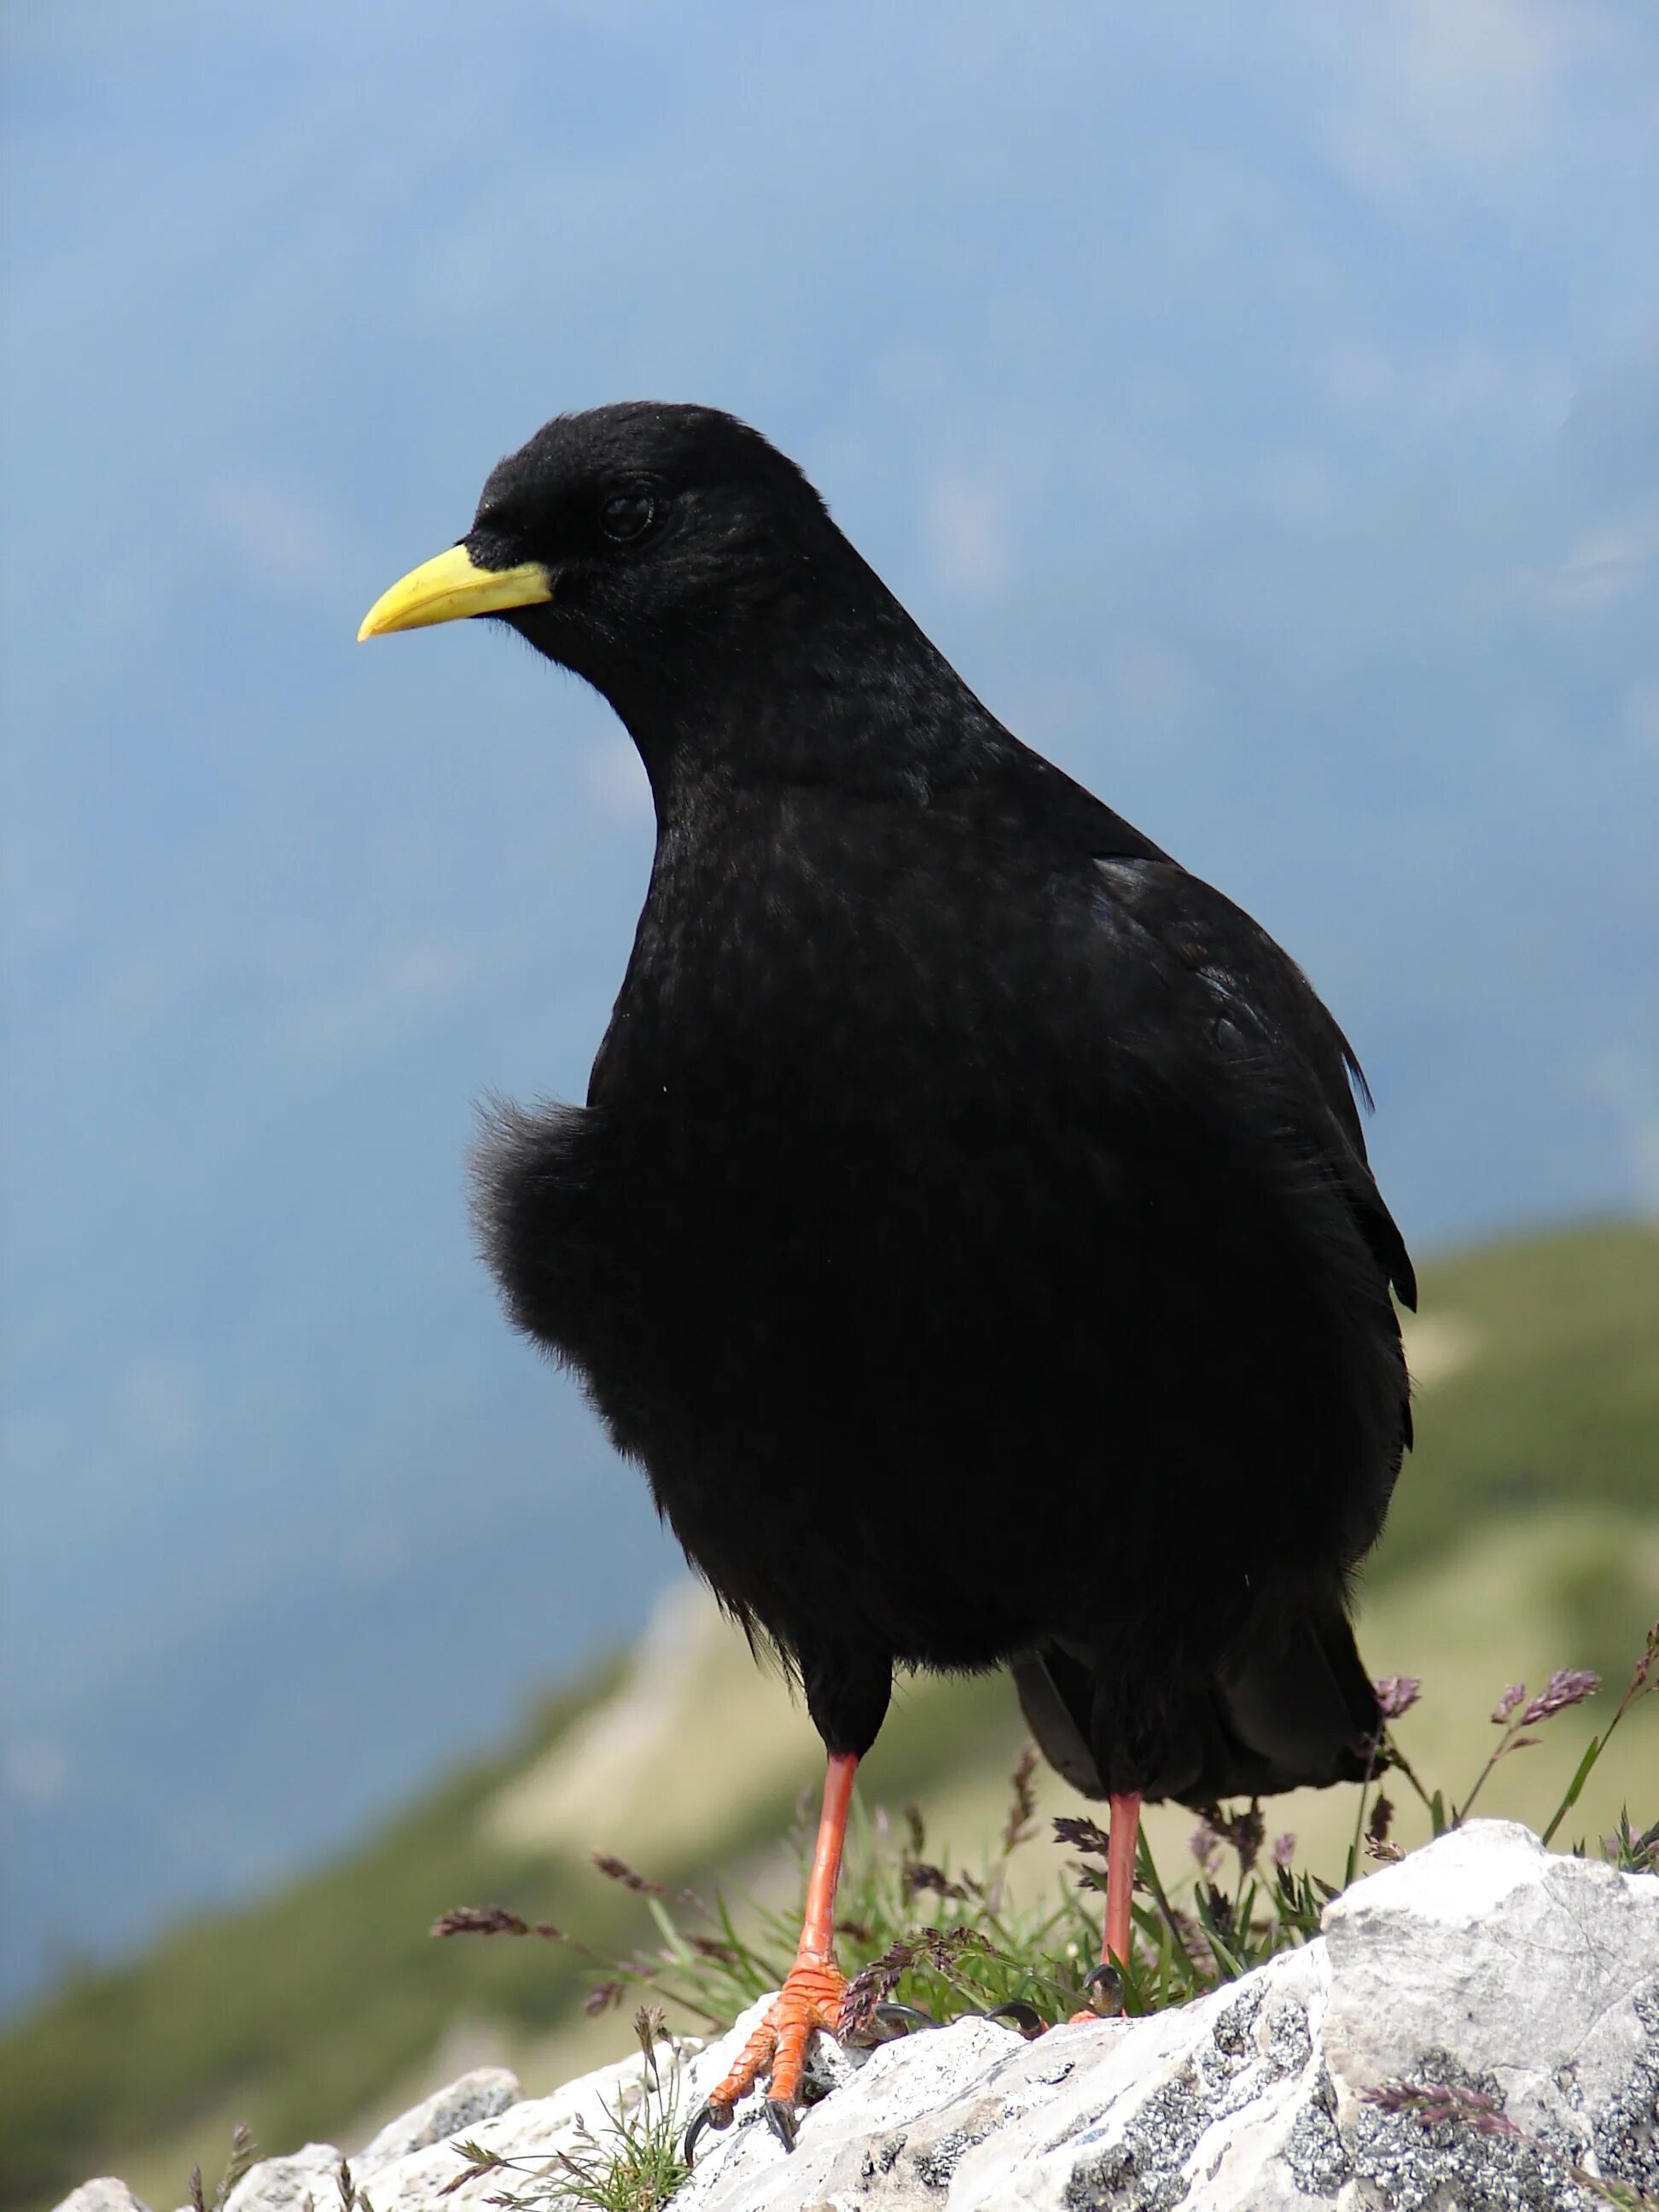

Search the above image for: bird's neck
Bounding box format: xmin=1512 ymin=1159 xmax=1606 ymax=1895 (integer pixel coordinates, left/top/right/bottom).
xmin=604 ymin=588 xmax=1012 ymax=818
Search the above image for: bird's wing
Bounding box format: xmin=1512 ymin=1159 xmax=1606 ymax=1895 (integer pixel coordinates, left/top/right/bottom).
xmin=1091 ymin=853 xmax=1417 ymax=1315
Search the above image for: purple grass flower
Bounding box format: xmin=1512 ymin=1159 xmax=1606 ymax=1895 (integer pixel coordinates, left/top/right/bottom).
xmin=1372 ymin=1675 xmax=1422 ymax=1720
xmin=1190 ymin=1819 xmax=1221 ymax=1877
xmin=1519 ymin=1669 xmax=1600 ymax=1724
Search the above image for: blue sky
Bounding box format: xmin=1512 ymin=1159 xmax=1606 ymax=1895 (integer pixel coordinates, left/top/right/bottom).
xmin=3 ymin=0 xmax=1656 ymax=2007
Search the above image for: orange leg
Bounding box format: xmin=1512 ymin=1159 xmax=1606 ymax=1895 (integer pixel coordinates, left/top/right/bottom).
xmin=705 ymin=1750 xmax=857 ymax=2126
xmin=1103 ymin=1788 xmax=1140 ymax=1968
xmin=1069 ymin=1790 xmax=1140 ymax=2022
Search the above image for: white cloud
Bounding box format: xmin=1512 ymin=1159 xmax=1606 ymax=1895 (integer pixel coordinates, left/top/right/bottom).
xmin=1581 ymin=1048 xmax=1659 ymax=1215
xmin=121 ymin=1350 xmax=210 ymax=1462
xmin=581 ymin=735 xmax=652 ymax=820
xmin=1103 ymin=638 xmax=1197 ymax=735
xmin=3 ymin=1743 xmax=69 ymax=1807
xmin=923 ymin=466 xmax=1010 ymax=598
xmin=875 ymin=343 xmax=949 ymax=406
xmin=1317 ymin=337 xmax=1574 ymax=441
xmin=1252 ymin=451 xmax=1338 ymax=528
xmin=198 ymin=464 xmax=354 ymax=597
xmin=1540 ymin=513 xmax=1659 ymax=614
xmin=264 ymin=931 xmax=484 ymax=1062
xmin=1633 ymin=1126 xmax=1659 ymax=1216
xmin=1078 ymin=430 xmax=1202 ymax=538
xmin=1313 ymin=0 xmax=1581 ymax=215
xmin=45 ymin=930 xmax=227 ymax=1067
xmin=1623 ymin=683 xmax=1659 ymax=753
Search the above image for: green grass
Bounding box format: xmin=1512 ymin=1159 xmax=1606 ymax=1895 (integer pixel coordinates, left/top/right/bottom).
xmin=443 ymin=2011 xmax=690 ymax=2212
xmin=573 ymin=1622 xmax=1656 ymax=2047
xmin=1376 ymin=1221 xmax=1659 ymax=1584
xmin=3 ymin=1220 xmax=1656 ymax=2212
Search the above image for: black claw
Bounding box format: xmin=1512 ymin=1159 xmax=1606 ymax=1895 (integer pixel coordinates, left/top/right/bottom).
xmin=764 ymin=2099 xmax=799 ymax=2152
xmin=972 ymin=2000 xmax=1045 ymax=2036
xmin=843 ymin=1999 xmax=938 ymax=2049
xmin=683 ymin=2099 xmax=731 ymax=2165
xmin=1080 ymin=1962 xmax=1125 ymax=2017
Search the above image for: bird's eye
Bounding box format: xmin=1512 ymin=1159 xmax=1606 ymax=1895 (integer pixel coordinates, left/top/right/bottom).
xmin=599 ymin=492 xmax=656 ymax=544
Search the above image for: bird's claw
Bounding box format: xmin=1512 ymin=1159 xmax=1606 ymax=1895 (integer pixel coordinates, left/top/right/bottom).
xmin=965 ymin=1999 xmax=1045 ymax=2036
xmin=700 ymin=1955 xmax=848 ymax=2153
xmin=764 ymin=2099 xmax=799 ymax=2151
xmin=682 ymin=2080 xmax=812 ymax=2165
xmin=868 ymin=2000 xmax=938 ymax=2037
xmin=682 ymin=2098 xmax=733 ymax=2165
xmin=1079 ymin=1961 xmax=1125 ymax=2017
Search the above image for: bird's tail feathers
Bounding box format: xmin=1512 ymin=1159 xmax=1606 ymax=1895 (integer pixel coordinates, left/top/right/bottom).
xmin=1013 ymin=1599 xmax=1381 ymax=1809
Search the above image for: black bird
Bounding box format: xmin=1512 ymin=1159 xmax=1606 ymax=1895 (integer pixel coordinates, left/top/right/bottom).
xmin=360 ymin=402 xmax=1413 ymax=2139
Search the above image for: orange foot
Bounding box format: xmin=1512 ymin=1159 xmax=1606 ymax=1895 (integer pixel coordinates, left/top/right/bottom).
xmin=1066 ymin=1961 xmax=1125 ymax=2025
xmin=700 ymin=1953 xmax=848 ymax=2150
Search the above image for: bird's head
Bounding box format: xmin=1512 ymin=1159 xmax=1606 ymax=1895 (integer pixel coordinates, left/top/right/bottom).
xmin=358 ymin=402 xmax=868 ymax=731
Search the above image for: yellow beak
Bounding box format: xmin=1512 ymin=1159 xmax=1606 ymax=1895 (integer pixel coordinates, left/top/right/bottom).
xmin=357 ymin=543 xmax=553 ymax=640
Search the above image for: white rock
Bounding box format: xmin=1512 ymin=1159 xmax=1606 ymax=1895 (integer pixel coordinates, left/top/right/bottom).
xmin=52 ymin=2183 xmax=154 ymax=2212
xmin=224 ymin=2144 xmax=343 ymax=2212
xmin=343 ymin=2046 xmax=650 ymax=2212
xmin=76 ymin=1823 xmax=1659 ymax=2212
xmin=355 ymin=2068 xmax=521 ymax=2178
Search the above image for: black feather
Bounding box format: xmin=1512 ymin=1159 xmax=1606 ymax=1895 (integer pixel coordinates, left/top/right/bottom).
xmin=445 ymin=403 xmax=1410 ymax=1803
